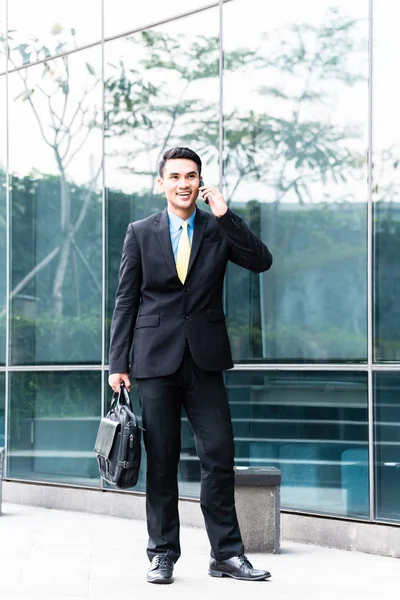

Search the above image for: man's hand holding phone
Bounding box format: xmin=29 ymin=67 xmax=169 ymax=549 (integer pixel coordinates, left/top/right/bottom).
xmin=199 ymin=180 xmax=228 ymax=218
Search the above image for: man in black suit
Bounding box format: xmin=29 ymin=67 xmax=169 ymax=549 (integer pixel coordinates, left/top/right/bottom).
xmin=108 ymin=147 xmax=273 ymax=584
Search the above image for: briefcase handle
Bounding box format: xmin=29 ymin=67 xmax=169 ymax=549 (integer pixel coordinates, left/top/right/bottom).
xmin=110 ymin=381 xmax=132 ymax=411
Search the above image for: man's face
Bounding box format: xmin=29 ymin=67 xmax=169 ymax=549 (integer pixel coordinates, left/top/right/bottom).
xmin=158 ymin=158 xmax=200 ymax=216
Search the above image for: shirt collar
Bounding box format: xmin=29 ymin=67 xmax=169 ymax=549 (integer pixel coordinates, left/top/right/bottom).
xmin=167 ymin=207 xmax=197 ymax=232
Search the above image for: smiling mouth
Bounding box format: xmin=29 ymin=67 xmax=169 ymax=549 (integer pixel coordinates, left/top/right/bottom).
xmin=177 ymin=192 xmax=191 ymax=197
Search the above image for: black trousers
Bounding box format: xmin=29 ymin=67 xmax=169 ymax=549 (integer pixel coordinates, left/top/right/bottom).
xmin=136 ymin=346 xmax=244 ymax=564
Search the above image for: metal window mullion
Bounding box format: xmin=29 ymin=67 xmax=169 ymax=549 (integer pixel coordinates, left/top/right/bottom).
xmin=219 ymin=0 xmax=226 ymax=318
xmin=100 ymin=0 xmax=106 ymax=490
xmin=101 ymin=0 xmax=106 ymax=391
xmin=232 ymin=363 xmax=369 ymax=371
xmin=5 ymin=365 xmax=103 ymax=372
xmin=218 ymin=0 xmax=224 ymax=189
xmin=371 ymin=364 xmax=400 ymax=371
xmin=367 ymin=0 xmax=375 ymax=522
xmin=103 ymin=1 xmax=228 ymax=46
xmin=1 ymin=1 xmax=235 ymax=77
xmin=4 ymin=0 xmax=10 ymax=478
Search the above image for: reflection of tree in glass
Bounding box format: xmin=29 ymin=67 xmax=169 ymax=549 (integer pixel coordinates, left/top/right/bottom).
xmin=220 ymin=8 xmax=368 ymax=360
xmin=0 ymin=8 xmax=393 ymax=362
xmin=4 ymin=25 xmax=101 ymax=317
xmin=373 ymin=147 xmax=400 ymax=360
xmin=224 ymin=7 xmax=366 ymax=204
xmin=104 ymin=9 xmax=366 ymax=206
xmin=101 ymin=9 xmax=370 ymax=364
xmin=105 ymin=30 xmax=222 ymax=192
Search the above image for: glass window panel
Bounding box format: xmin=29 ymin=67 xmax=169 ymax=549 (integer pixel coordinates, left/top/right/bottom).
xmin=373 ymin=9 xmax=400 ymax=362
xmin=0 ymin=2 xmax=5 ymax=73
xmin=223 ymin=0 xmax=368 ymax=363
xmin=105 ymin=369 xmax=370 ymax=510
xmin=0 ymin=74 xmax=5 ymax=365
xmin=226 ymin=370 xmax=369 ymax=518
xmin=7 ymin=371 xmax=101 ymax=485
xmin=9 ymin=48 xmax=103 ymax=365
xmin=104 ymin=0 xmax=214 ymax=40
xmin=179 ymin=413 xmax=199 ymax=498
xmin=105 ymin=9 xmax=219 ymax=359
xmin=7 ymin=0 xmax=101 ymax=68
xmin=374 ymin=373 xmax=400 ymax=523
xmin=0 ymin=372 xmax=4 ymax=448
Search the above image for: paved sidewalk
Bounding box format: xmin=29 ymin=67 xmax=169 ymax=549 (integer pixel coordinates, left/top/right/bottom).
xmin=0 ymin=502 xmax=398 ymax=600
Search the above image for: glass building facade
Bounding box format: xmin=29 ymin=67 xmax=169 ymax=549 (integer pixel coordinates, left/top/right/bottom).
xmin=0 ymin=0 xmax=399 ymax=525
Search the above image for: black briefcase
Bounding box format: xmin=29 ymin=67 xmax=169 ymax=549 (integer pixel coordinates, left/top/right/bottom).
xmin=94 ymin=382 xmax=141 ymax=489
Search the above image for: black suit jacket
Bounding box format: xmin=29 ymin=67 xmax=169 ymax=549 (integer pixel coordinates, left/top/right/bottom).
xmin=108 ymin=206 xmax=272 ymax=378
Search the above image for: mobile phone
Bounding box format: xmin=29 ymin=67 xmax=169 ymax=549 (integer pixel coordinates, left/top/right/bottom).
xmin=200 ymin=178 xmax=208 ymax=204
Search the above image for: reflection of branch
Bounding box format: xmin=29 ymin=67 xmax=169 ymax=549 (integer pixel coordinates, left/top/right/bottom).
xmin=63 ymin=104 xmax=93 ymax=160
xmin=274 ymin=32 xmax=314 ymax=204
xmin=60 ymin=127 xmax=73 ymax=162
xmin=60 ymin=106 xmax=88 ymax=155
xmin=229 ymin=169 xmax=246 ymax=201
xmin=71 ymin=238 xmax=101 ymax=293
xmin=10 ymin=59 xmax=54 ymax=150
xmin=35 ymin=83 xmax=61 ymax=134
xmin=275 ymin=176 xmax=302 ymax=203
xmin=0 ymin=246 xmax=61 ymax=318
xmin=64 ymin=114 xmax=95 ymax=168
xmin=8 ymin=162 xmax=102 ymax=319
xmin=228 ymin=162 xmax=260 ymax=203
xmin=59 ymin=55 xmax=70 ymax=137
xmin=71 ymin=246 xmax=81 ymax=317
xmin=152 ymin=81 xmax=191 ymax=188
xmin=58 ymin=93 xmax=88 ymax=146
xmin=72 ymin=163 xmax=102 ymax=236
xmin=59 ymin=78 xmax=99 ymax=146
xmin=46 ymin=92 xmax=58 ymax=131
xmin=8 ymin=44 xmax=102 ymax=317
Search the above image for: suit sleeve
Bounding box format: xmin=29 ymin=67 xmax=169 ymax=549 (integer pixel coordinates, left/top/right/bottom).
xmin=108 ymin=223 xmax=142 ymax=375
xmin=216 ymin=207 xmax=273 ymax=272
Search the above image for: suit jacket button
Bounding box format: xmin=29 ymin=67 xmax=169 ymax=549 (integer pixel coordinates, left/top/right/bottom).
xmin=184 ymin=315 xmax=189 ymax=319
xmin=184 ymin=287 xmax=189 ymax=292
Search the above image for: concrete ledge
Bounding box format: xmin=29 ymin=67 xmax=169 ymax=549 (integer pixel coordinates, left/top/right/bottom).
xmin=4 ymin=480 xmax=400 ymax=559
xmin=0 ymin=449 xmax=4 ymax=515
xmin=3 ymin=479 xmax=203 ymax=527
xmin=282 ymin=512 xmax=400 ymax=559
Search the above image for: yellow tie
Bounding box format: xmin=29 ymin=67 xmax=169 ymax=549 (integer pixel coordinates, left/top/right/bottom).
xmin=176 ymin=221 xmax=191 ymax=283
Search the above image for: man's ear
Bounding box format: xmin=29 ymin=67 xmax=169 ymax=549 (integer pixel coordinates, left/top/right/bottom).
xmin=157 ymin=177 xmax=164 ymax=192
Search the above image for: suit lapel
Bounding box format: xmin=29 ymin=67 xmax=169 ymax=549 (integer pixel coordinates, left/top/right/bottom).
xmin=155 ymin=208 xmax=177 ymax=276
xmin=187 ymin=208 xmax=207 ymax=277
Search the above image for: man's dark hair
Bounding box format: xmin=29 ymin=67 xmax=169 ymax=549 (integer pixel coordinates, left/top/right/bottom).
xmin=159 ymin=147 xmax=202 ymax=178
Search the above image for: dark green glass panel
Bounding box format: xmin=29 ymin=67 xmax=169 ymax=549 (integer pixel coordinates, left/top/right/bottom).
xmin=8 ymin=371 xmax=101 ymax=486
xmin=9 ymin=48 xmax=103 ymax=365
xmin=0 ymin=372 xmax=5 ymax=448
xmin=374 ymin=373 xmax=400 ymax=523
xmin=223 ymin=0 xmax=368 ymax=363
xmin=226 ymin=370 xmax=369 ymax=518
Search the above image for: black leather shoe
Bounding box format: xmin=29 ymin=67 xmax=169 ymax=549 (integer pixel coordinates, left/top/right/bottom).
xmin=208 ymin=554 xmax=271 ymax=581
xmin=147 ymin=554 xmax=174 ymax=584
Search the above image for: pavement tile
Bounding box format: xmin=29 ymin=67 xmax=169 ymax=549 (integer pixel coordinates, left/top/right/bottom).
xmin=8 ymin=596 xmax=89 ymax=600
xmin=15 ymin=578 xmax=89 ymax=599
xmin=2 ymin=502 xmax=400 ymax=600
